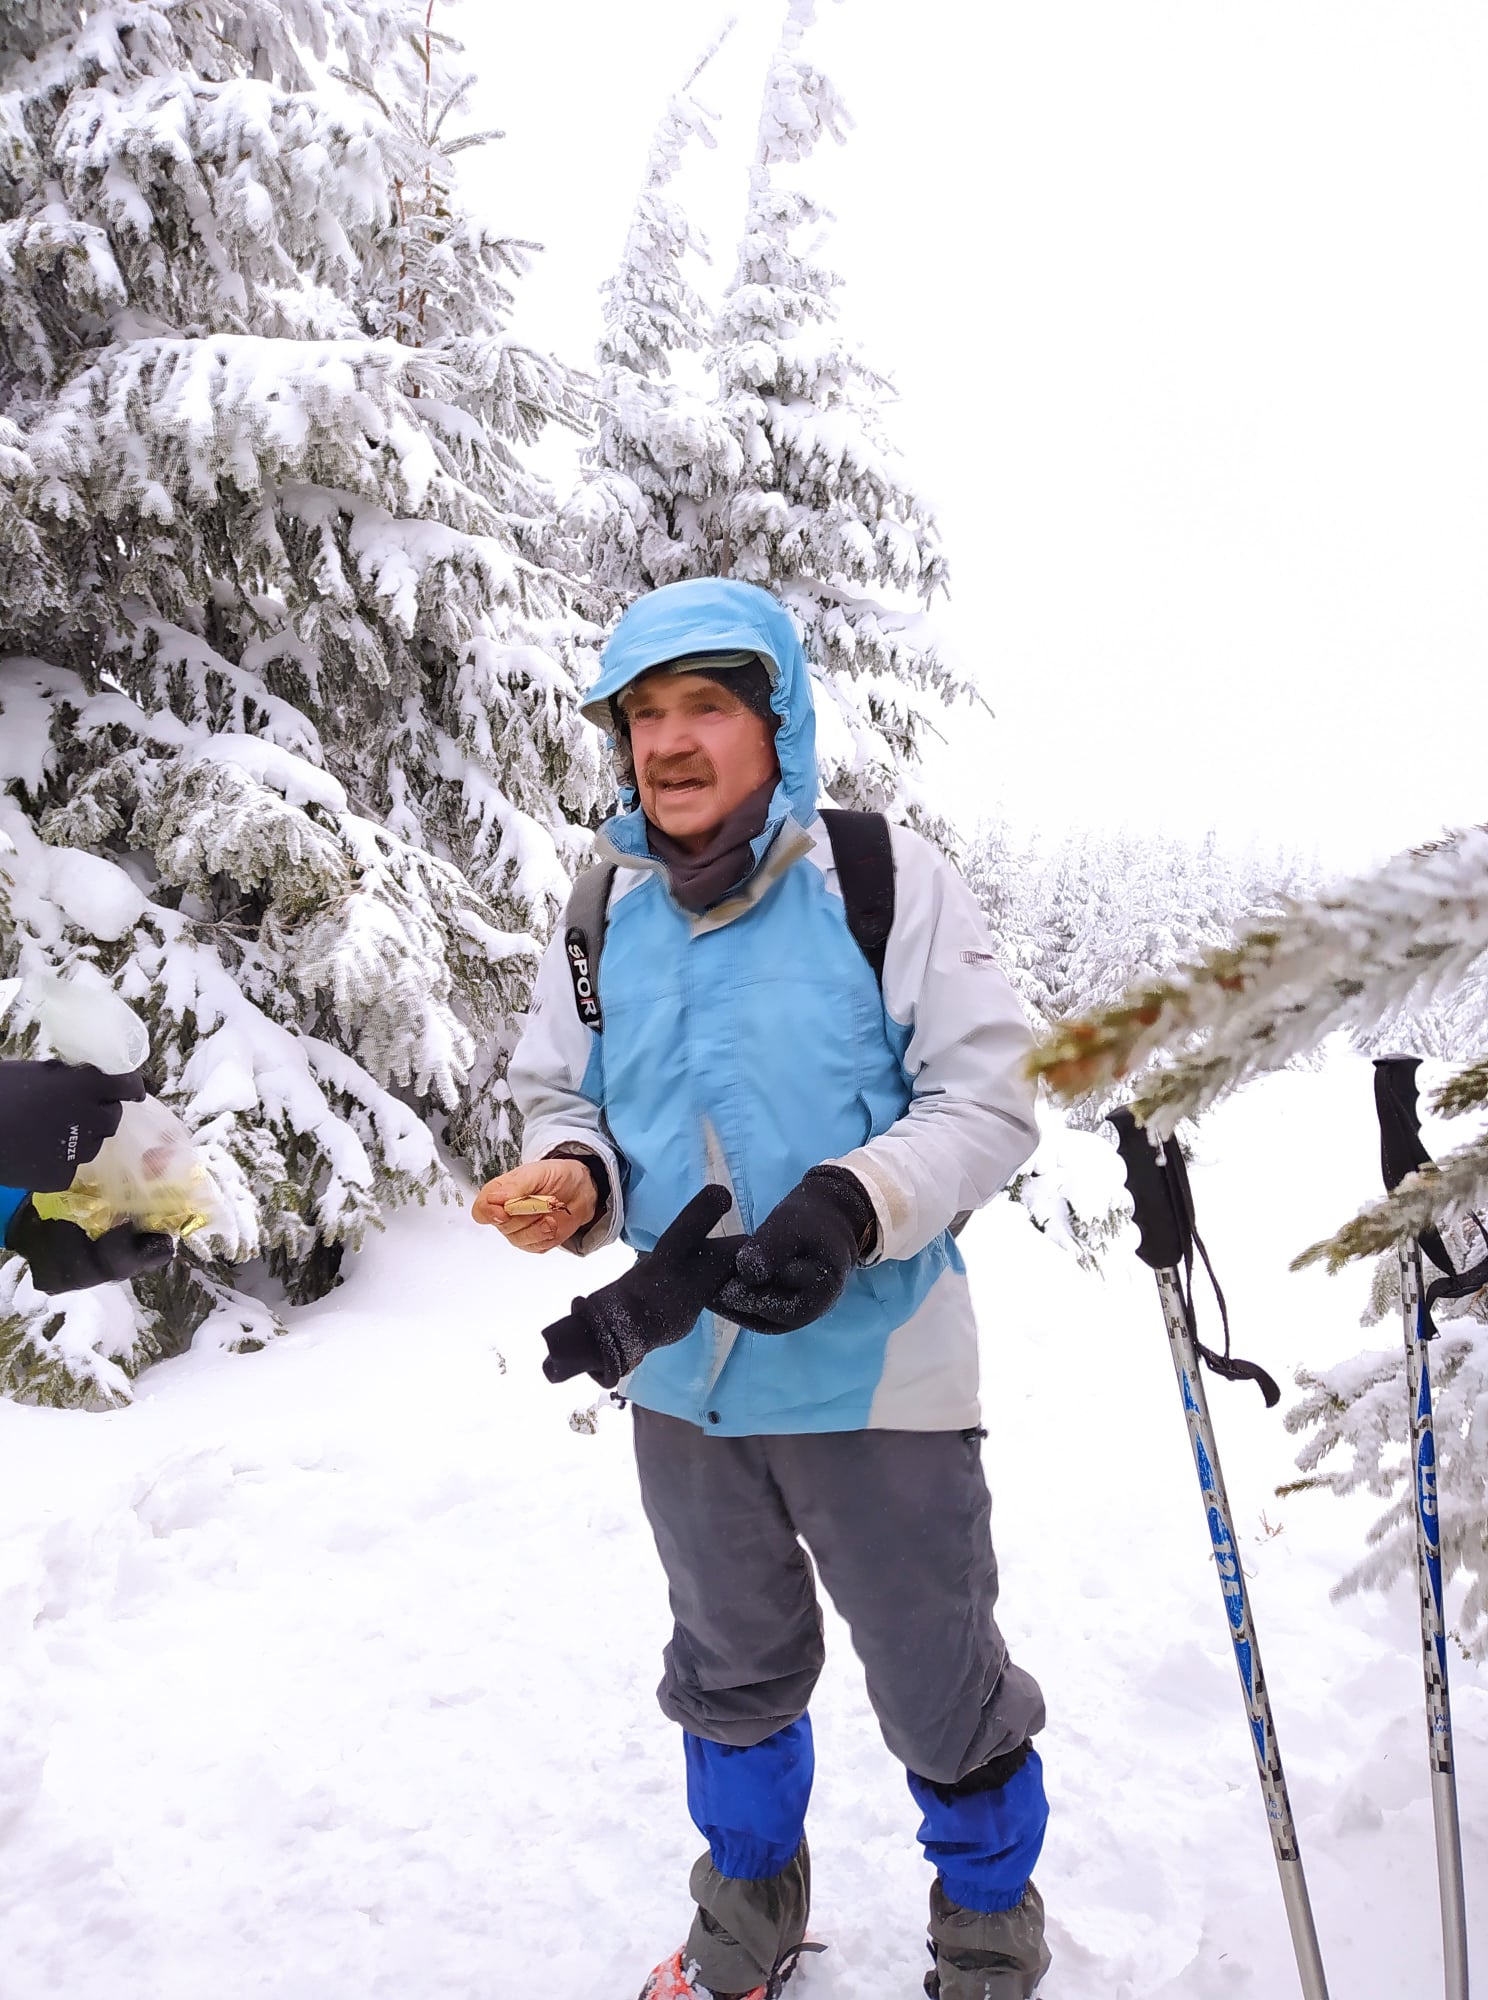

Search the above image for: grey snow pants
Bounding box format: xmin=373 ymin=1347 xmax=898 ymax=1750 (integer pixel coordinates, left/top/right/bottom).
xmin=631 ymin=1408 xmax=1049 ymax=1994
xmin=632 ymin=1407 xmax=1045 ymax=1779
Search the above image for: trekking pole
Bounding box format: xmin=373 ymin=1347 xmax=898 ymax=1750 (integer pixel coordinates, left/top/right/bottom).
xmin=1108 ymin=1109 xmax=1330 ymax=2000
xmin=1372 ymin=1058 xmax=1481 ymax=2000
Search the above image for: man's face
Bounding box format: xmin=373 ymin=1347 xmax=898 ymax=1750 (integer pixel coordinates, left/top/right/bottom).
xmin=623 ymin=670 xmax=780 ymax=852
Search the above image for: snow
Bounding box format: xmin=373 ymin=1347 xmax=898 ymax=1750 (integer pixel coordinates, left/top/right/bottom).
xmin=0 ymin=658 xmax=81 ymax=792
xmin=0 ymin=794 xmax=147 ymax=945
xmin=35 ymin=844 xmax=147 ymax=945
xmin=0 ymin=1053 xmax=1482 ymax=1999
xmin=190 ymin=733 xmax=347 ymax=817
xmin=1015 ymin=1102 xmax=1129 ymax=1268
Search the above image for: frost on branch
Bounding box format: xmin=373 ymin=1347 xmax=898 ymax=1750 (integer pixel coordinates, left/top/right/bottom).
xmin=1286 ymin=1116 xmax=1488 ymax=1660
xmin=959 ymin=819 xmax=1306 ymax=1257
xmin=1285 ymin=1324 xmax=1488 ymax=1661
xmin=1030 ymin=823 xmax=1488 ymax=1182
xmin=969 ymin=817 xmax=1311 ymax=1131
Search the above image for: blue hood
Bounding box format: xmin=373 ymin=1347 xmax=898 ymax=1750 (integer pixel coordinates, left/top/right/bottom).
xmin=583 ymin=579 xmax=820 ymax=833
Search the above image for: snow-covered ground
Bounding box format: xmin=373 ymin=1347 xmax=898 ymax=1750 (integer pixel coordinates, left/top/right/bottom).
xmin=0 ymin=1052 xmax=1482 ymax=1999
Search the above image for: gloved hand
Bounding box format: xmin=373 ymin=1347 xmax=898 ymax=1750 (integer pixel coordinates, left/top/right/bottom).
xmin=540 ymin=1185 xmax=736 ymax=1390
xmin=4 ymin=1200 xmax=174 ymax=1295
xmin=0 ymin=1059 xmax=146 ymax=1192
xmin=711 ymin=1165 xmax=877 ymax=1334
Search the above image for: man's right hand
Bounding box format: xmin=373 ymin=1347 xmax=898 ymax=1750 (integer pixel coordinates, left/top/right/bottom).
xmin=0 ymin=1060 xmax=146 ymax=1192
xmin=539 ymin=1185 xmax=736 ymax=1388
xmin=471 ymin=1156 xmax=598 ymax=1253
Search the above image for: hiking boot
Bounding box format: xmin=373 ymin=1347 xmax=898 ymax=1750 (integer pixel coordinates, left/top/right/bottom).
xmin=639 ymin=1838 xmax=822 ymax=1999
xmin=675 ymin=1840 xmax=812 ymax=1996
xmin=637 ymin=1948 xmax=764 ymax=1999
xmin=923 ymin=1878 xmax=1051 ymax=1999
xmin=637 ymin=1938 xmax=822 ymax=1999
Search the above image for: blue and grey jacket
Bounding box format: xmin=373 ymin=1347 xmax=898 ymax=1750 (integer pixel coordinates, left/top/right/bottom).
xmin=508 ymin=577 xmax=1037 ymax=1435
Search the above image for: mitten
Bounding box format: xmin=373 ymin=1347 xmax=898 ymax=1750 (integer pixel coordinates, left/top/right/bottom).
xmin=4 ymin=1200 xmax=174 ymax=1295
xmin=0 ymin=1060 xmax=146 ymax=1192
xmin=711 ymin=1165 xmax=877 ymax=1334
xmin=541 ymin=1185 xmax=736 ymax=1389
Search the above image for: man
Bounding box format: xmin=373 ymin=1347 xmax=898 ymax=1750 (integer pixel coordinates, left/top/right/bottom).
xmin=0 ymin=1059 xmax=173 ymax=1291
xmin=474 ymin=577 xmax=1049 ymax=2000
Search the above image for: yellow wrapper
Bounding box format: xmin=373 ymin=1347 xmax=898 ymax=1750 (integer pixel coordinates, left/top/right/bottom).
xmin=32 ymin=1182 xmax=209 ymax=1241
xmin=505 ymin=1195 xmax=562 ymax=1216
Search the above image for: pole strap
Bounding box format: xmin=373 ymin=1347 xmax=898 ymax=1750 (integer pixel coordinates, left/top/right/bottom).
xmin=1373 ymin=1057 xmax=1488 ymax=1338
xmin=1109 ymin=1107 xmax=1281 ymax=1407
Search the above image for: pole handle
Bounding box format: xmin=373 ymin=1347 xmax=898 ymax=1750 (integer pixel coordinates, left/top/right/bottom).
xmin=1372 ymin=1058 xmax=1488 ymax=1319
xmin=1108 ymin=1108 xmax=1190 ymax=1270
xmin=1109 ymin=1108 xmax=1282 ymax=1408
xmin=1373 ymin=1057 xmax=1431 ymax=1194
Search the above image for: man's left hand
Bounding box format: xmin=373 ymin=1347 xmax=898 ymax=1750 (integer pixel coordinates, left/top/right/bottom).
xmin=5 ymin=1202 xmax=174 ymax=1294
xmin=711 ymin=1165 xmax=877 ymax=1334
xmin=0 ymin=1059 xmax=146 ymax=1192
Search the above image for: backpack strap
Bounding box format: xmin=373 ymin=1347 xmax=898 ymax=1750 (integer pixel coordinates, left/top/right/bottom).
xmin=820 ymin=809 xmax=895 ymax=990
xmin=564 ymin=861 xmax=616 ymax=1030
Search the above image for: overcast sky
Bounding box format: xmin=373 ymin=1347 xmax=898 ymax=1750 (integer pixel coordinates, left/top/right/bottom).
xmin=457 ymin=1 xmax=1488 ymax=874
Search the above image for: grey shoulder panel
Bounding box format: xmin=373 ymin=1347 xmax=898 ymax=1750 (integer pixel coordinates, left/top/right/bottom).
xmin=563 ymin=861 xmax=617 ymax=1029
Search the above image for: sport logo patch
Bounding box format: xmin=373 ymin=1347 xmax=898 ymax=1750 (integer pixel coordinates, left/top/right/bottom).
xmin=565 ymin=928 xmax=602 ymax=1029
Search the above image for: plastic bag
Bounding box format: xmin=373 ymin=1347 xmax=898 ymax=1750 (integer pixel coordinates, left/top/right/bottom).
xmin=27 ymin=973 xmax=149 ymax=1073
xmin=32 ymin=1098 xmax=211 ymax=1239
xmin=25 ymin=975 xmax=212 ymax=1241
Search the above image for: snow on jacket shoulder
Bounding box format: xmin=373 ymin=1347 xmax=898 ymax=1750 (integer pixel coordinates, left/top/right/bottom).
xmin=506 ymin=577 xmax=1037 ymax=1435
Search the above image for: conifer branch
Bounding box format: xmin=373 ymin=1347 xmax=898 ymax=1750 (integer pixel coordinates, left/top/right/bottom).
xmin=1031 ymin=823 xmax=1488 ymax=1135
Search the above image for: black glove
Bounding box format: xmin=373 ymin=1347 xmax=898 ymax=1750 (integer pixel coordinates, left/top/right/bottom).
xmin=540 ymin=1185 xmax=737 ymax=1390
xmin=711 ymin=1165 xmax=877 ymax=1334
xmin=4 ymin=1199 xmax=174 ymax=1295
xmin=0 ymin=1060 xmax=146 ymax=1192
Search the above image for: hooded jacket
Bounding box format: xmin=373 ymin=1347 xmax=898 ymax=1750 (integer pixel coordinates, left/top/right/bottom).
xmin=508 ymin=577 xmax=1037 ymax=1435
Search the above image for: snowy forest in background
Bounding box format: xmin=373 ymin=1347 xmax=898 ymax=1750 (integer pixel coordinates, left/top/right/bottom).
xmin=0 ymin=1 xmax=1485 ymax=1648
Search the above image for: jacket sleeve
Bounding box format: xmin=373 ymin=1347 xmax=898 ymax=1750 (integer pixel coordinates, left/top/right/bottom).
xmin=0 ymin=1186 xmax=27 ymax=1242
xmin=506 ymin=929 xmax=626 ymax=1255
xmin=827 ymin=824 xmax=1038 ymax=1264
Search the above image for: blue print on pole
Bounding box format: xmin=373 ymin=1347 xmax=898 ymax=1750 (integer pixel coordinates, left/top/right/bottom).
xmin=1417 ymin=1426 xmax=1438 ymax=1538
xmin=1413 ymin=1314 xmax=1448 ymax=1676
xmin=1234 ymin=1636 xmax=1256 ymax=1706
xmin=1416 ymin=1379 xmax=1448 ymax=1678
xmin=1206 ymin=1504 xmax=1245 ymax=1634
xmin=1195 ymin=1433 xmax=1214 ymax=1495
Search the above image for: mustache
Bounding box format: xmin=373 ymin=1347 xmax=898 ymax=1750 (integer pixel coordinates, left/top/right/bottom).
xmin=643 ymin=754 xmax=716 ymax=787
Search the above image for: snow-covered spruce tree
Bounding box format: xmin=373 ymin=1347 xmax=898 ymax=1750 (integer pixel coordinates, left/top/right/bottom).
xmin=0 ymin=1 xmax=602 ymax=1405
xmin=708 ymin=0 xmax=961 ymax=818
xmin=961 ymin=814 xmax=1035 ymax=997
xmin=1031 ymin=824 xmax=1488 ymax=1656
xmin=566 ymin=20 xmax=741 ymax=613
xmin=573 ymin=0 xmax=963 ymax=823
